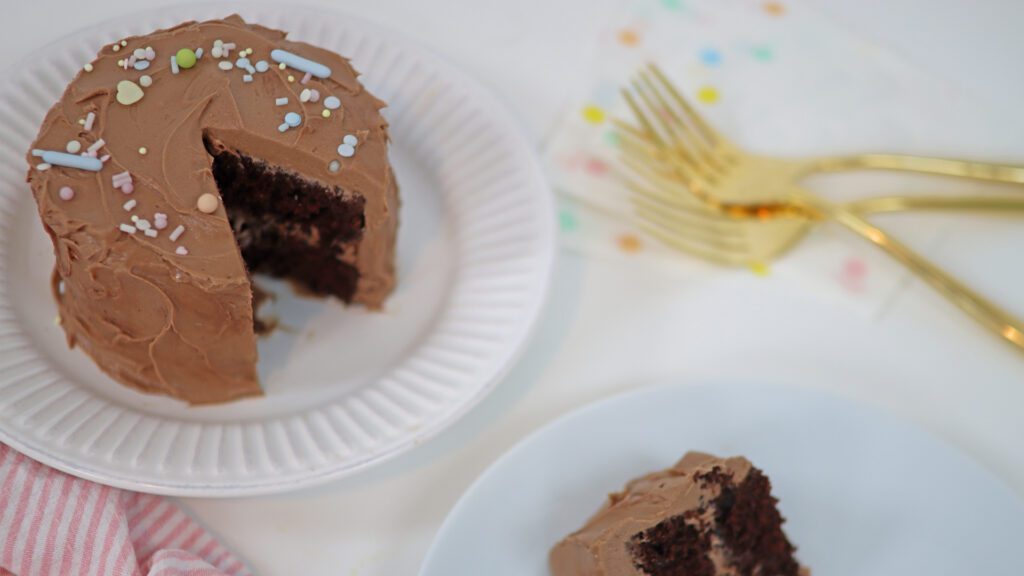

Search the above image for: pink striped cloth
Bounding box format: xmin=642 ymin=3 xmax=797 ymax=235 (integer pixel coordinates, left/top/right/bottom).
xmin=0 ymin=444 xmax=251 ymax=576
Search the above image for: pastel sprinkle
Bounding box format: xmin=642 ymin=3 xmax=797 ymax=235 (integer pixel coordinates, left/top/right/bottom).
xmin=133 ymin=60 xmax=150 ymax=71
xmin=211 ymin=46 xmax=223 ymax=59
xmin=300 ymin=88 xmax=312 ymax=103
xmin=749 ymin=261 xmax=771 ymax=276
xmin=243 ymin=74 xmax=253 ymax=83
xmin=120 ymin=40 xmax=127 ymax=47
xmin=144 ymin=228 xmax=158 ymax=238
xmin=176 ymin=48 xmax=197 ymax=69
xmin=214 ymin=39 xmax=223 ymax=47
xmin=342 ymin=134 xmax=358 ymax=146
xmin=31 ymin=149 xmax=102 ymax=171
xmin=558 ymin=209 xmax=578 ymax=232
xmin=582 ymin=105 xmax=606 ymax=124
xmin=255 ymin=60 xmax=269 ymax=73
xmin=115 ymin=80 xmax=144 ymax=105
xmin=112 ymin=44 xmax=120 ymax=53
xmin=287 ymin=75 xmax=295 ymax=83
xmin=111 ymin=171 xmax=130 ymax=184
xmin=222 ymin=43 xmax=236 ymax=50
xmin=145 ymin=47 xmax=156 ymax=60
xmin=300 ymin=71 xmax=312 ymax=84
xmin=278 ymin=123 xmax=289 ymax=133
xmin=139 ymin=75 xmax=152 ymax=87
xmin=123 ymin=199 xmax=137 ymax=211
xmin=119 ymin=224 xmax=136 ymax=234
xmin=169 ymin=225 xmax=185 ymax=241
xmin=617 ymin=233 xmax=643 ymax=253
xmin=696 ymin=86 xmax=719 ymax=104
xmin=284 ymin=112 xmax=302 ymax=127
xmin=278 ymin=62 xmax=287 ymax=70
xmin=65 ymin=140 xmax=81 ymax=154
xmin=58 ymin=186 xmax=74 ymax=201
xmin=751 ymin=45 xmax=774 ymax=62
xmin=170 ymin=55 xmax=180 ymax=74
xmin=328 ymin=160 xmax=340 ymax=173
xmin=130 ymin=215 xmax=139 ymax=222
xmin=78 ymin=118 xmax=85 ymax=126
xmin=337 ymin=143 xmax=355 ymax=157
xmin=121 ymin=183 xmax=134 ymax=194
xmin=196 ymin=193 xmax=219 ymax=213
xmin=132 ymin=48 xmax=145 ymax=59
xmin=699 ymin=48 xmax=722 ymax=67
xmin=136 ymin=219 xmax=151 ymax=231
xmin=195 ymin=47 xmax=204 ymax=59
xmin=138 ymin=147 xmax=147 ymax=155
xmin=175 ymin=246 xmax=188 ymax=256
xmin=270 ymin=49 xmax=332 ymax=79
xmin=35 ymin=163 xmax=51 ymax=171
xmin=87 ymin=139 xmax=105 ymax=153
xmin=218 ymin=61 xmax=234 ymax=71
xmin=275 ymin=97 xmax=289 ymax=106
xmin=83 ymin=63 xmax=93 ymax=73
xmin=321 ymin=109 xmax=331 ymax=118
xmin=309 ymin=89 xmax=320 ymax=102
xmin=117 ymin=59 xmax=125 ymax=68
xmin=323 ymin=96 xmax=340 ymax=110
xmin=99 ymin=154 xmax=111 ymax=163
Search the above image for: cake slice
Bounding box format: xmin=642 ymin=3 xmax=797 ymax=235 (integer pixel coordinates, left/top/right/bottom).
xmin=550 ymin=452 xmax=806 ymax=576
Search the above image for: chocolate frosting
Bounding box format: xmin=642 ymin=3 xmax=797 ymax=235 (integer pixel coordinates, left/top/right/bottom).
xmin=26 ymin=16 xmax=397 ymax=404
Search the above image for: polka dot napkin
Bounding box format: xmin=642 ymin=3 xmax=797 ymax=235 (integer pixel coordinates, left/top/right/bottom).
xmin=544 ymin=0 xmax=1020 ymax=315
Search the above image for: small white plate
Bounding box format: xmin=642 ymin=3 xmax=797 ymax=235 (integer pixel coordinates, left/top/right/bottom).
xmin=421 ymin=382 xmax=1024 ymax=575
xmin=0 ymin=3 xmax=554 ymax=496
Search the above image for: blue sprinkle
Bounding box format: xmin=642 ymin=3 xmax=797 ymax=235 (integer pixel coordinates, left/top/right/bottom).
xmin=270 ymin=49 xmax=331 ymax=79
xmin=337 ymin=143 xmax=355 ymax=158
xmin=342 ymin=134 xmax=358 ymax=146
xmin=278 ymin=123 xmax=289 ymax=133
xmin=133 ymin=60 xmax=150 ymax=71
xmin=284 ymin=112 xmax=302 ymax=127
xmin=255 ymin=60 xmax=269 ymax=73
xmin=36 ymin=150 xmax=102 ymax=172
xmin=699 ymin=48 xmax=721 ymax=67
xmin=235 ymin=57 xmax=251 ymax=69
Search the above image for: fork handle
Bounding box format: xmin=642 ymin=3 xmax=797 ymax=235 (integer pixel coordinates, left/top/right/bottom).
xmin=810 ymin=154 xmax=1024 ymax=184
xmin=846 ymin=195 xmax=1024 ymax=215
xmin=819 ymin=203 xmax=1024 ymax=352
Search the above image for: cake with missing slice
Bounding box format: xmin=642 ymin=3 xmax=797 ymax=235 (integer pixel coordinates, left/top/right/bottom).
xmin=26 ymin=16 xmax=398 ymax=404
xmin=550 ymin=452 xmax=807 ymax=576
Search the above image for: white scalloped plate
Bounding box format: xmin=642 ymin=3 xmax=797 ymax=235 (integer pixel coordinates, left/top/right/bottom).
xmin=0 ymin=3 xmax=554 ymax=496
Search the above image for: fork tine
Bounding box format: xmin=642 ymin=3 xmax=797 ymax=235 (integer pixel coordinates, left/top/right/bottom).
xmin=630 ymin=193 xmax=747 ymax=246
xmin=621 ymin=88 xmax=668 ymax=149
xmin=617 ymin=126 xmax=711 ymax=193
xmin=636 ymin=68 xmax=722 ymax=178
xmin=618 ymin=150 xmax=705 ymax=201
xmin=633 ymin=205 xmax=752 ymax=265
xmin=647 ymin=63 xmax=725 ymax=149
xmin=630 ymin=76 xmax=708 ymax=174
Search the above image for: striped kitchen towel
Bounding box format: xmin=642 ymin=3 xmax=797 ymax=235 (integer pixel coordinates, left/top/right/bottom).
xmin=0 ymin=444 xmax=250 ymax=576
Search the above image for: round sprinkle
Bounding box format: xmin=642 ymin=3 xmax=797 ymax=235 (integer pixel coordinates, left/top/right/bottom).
xmin=145 ymin=47 xmax=156 ymax=60
xmin=309 ymin=89 xmax=321 ymax=102
xmin=287 ymin=75 xmax=295 ymax=83
xmin=214 ymin=39 xmax=223 ymax=47
xmin=284 ymin=112 xmax=302 ymax=127
xmin=235 ymin=57 xmax=250 ymax=69
xmin=121 ymin=183 xmax=135 ymax=194
xmin=176 ymin=48 xmax=197 ymax=69
xmin=117 ymin=59 xmax=125 ymax=67
xmin=112 ymin=44 xmax=120 ymax=52
xmin=218 ymin=61 xmax=234 ymax=71
xmin=138 ymin=147 xmax=147 ymax=155
xmin=300 ymin=88 xmax=312 ymax=103
xmin=133 ymin=48 xmax=146 ymax=59
xmin=255 ymin=60 xmax=269 ymax=73
xmin=83 ymin=63 xmax=94 ymax=73
xmin=245 ymin=48 xmax=253 ymax=55
xmin=322 ymin=109 xmax=331 ymax=118
xmin=278 ymin=62 xmax=287 ymax=70
xmin=323 ymin=96 xmax=341 ymax=110
xmin=120 ymin=40 xmax=127 ymax=47
xmin=196 ymin=193 xmax=219 ymax=213
xmin=58 ymin=186 xmax=74 ymax=201
xmin=328 ymin=160 xmax=340 ymax=173
xmin=139 ymin=75 xmax=153 ymax=87
xmin=65 ymin=140 xmax=82 ymax=154
xmin=211 ymin=46 xmax=223 ymax=59
xmin=343 ymin=134 xmax=358 ymax=147
xmin=78 ymin=119 xmax=86 ymax=126
xmin=337 ymin=143 xmax=355 ymax=158
xmin=131 ymin=215 xmax=139 ymax=222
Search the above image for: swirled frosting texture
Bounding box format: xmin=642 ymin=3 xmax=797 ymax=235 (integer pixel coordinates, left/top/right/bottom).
xmin=26 ymin=16 xmax=397 ymax=404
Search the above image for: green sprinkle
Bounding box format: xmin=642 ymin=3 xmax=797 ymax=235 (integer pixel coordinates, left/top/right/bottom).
xmin=176 ymin=48 xmax=197 ymax=69
xmin=661 ymin=0 xmax=684 ymax=10
xmin=604 ymin=131 xmax=621 ymax=148
xmin=751 ymin=45 xmax=775 ymax=62
xmin=558 ymin=209 xmax=578 ymax=232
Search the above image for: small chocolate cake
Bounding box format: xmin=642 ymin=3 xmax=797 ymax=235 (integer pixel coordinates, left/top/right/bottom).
xmin=550 ymin=452 xmax=807 ymax=576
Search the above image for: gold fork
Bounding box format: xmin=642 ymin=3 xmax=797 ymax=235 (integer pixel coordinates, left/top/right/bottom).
xmin=618 ymin=64 xmax=1024 ymax=351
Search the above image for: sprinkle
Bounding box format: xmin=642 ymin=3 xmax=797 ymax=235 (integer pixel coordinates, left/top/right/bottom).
xmin=284 ymin=112 xmax=302 ymax=127
xmin=139 ymin=75 xmax=152 ymax=87
xmin=343 ymin=134 xmax=358 ymax=146
xmin=35 ymin=163 xmax=51 ymax=171
xmin=300 ymin=88 xmax=312 ymax=103
xmin=116 ymin=80 xmax=144 ymax=105
xmin=99 ymin=154 xmax=111 ymax=163
xmin=176 ymin=48 xmax=197 ymax=69
xmin=135 ymin=219 xmax=151 ymax=230
xmin=245 ymin=48 xmax=253 ymax=55
xmin=126 ymin=56 xmax=135 ymax=69
xmin=78 ymin=119 xmax=85 ymax=125
xmin=83 ymin=63 xmax=93 ymax=73
xmin=154 ymin=212 xmax=167 ymax=220
xmin=130 ymin=215 xmax=139 ymax=222
xmin=218 ymin=61 xmax=233 ymax=71
xmin=235 ymin=57 xmax=250 ymax=69
xmin=169 ymin=225 xmax=185 ymax=241
xmin=287 ymin=75 xmax=295 ymax=83
xmin=119 ymin=223 xmax=136 ymax=234
xmin=120 ymin=40 xmax=127 ymax=47
xmin=32 ymin=150 xmax=102 ymax=171
xmin=144 ymin=228 xmax=158 ymax=238
xmin=145 ymin=47 xmax=156 ymax=60
xmin=133 ymin=48 xmax=146 ymax=59
xmin=211 ymin=46 xmax=223 ymax=59
xmin=117 ymin=60 xmax=125 ymax=68
xmin=175 ymin=246 xmax=188 ymax=256
xmin=255 ymin=60 xmax=269 ymax=73
xmin=278 ymin=123 xmax=289 ymax=133
xmin=270 ymin=49 xmax=332 ymax=79
xmin=111 ymin=171 xmax=131 ymax=184
xmin=87 ymin=139 xmax=105 ymax=153
xmin=222 ymin=42 xmax=236 ymax=50
xmin=58 ymin=186 xmax=74 ymax=201
xmin=196 ymin=193 xmax=218 ymax=213
xmin=84 ymin=112 xmax=96 ymax=130
xmin=275 ymin=97 xmax=289 ymax=106
xmin=214 ymin=39 xmax=223 ymax=47
xmin=121 ymin=183 xmax=134 ymax=194
xmin=321 ymin=109 xmax=331 ymax=118
xmin=278 ymin=62 xmax=286 ymax=70
xmin=170 ymin=55 xmax=180 ymax=74
xmin=112 ymin=44 xmax=120 ymax=52
xmin=154 ymin=214 xmax=168 ymax=229
xmin=138 ymin=147 xmax=147 ymax=155
xmin=300 ymin=71 xmax=312 ymax=84
xmin=65 ymin=140 xmax=82 ymax=154
xmin=309 ymin=89 xmax=320 ymax=102
xmin=328 ymin=160 xmax=340 ymax=173
xmin=195 ymin=47 xmax=204 ymax=59
xmin=323 ymin=96 xmax=341 ymax=110
xmin=243 ymin=74 xmax=253 ymax=83
xmin=122 ymin=199 xmax=137 ymax=211
xmin=133 ymin=60 xmax=150 ymax=71
xmin=337 ymin=143 xmax=355 ymax=158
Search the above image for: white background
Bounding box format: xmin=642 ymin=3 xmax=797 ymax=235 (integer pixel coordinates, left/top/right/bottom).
xmin=8 ymin=0 xmax=1024 ymax=574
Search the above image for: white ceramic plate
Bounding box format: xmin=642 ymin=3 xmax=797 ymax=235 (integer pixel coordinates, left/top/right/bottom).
xmin=0 ymin=3 xmax=554 ymax=496
xmin=421 ymin=382 xmax=1024 ymax=575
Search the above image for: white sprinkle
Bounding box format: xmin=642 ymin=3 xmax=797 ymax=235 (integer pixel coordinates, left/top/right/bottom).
xmin=169 ymin=225 xmax=185 ymax=242
xmin=343 ymin=134 xmax=358 ymax=147
xmin=119 ymin=223 xmax=137 ymax=234
xmin=83 ymin=112 xmax=96 ymax=131
xmin=222 ymin=42 xmax=236 ymax=50
xmin=145 ymin=47 xmax=156 ymax=60
xmin=170 ymin=55 xmax=180 ymax=74
xmin=195 ymin=47 xmax=204 ymax=59
xmin=309 ymin=89 xmax=320 ymax=103
xmin=83 ymin=63 xmax=93 ymax=73
xmin=120 ymin=40 xmax=127 ymax=47
xmin=36 ymin=163 xmax=51 ymax=171
xmin=124 ymin=56 xmax=133 ymax=70
xmin=255 ymin=60 xmax=269 ymax=73
xmin=122 ymin=199 xmax=137 ymax=211
xmin=214 ymin=39 xmax=223 ymax=47
xmin=112 ymin=171 xmax=131 ymax=184
xmin=218 ymin=61 xmax=233 ymax=71
xmin=59 ymin=186 xmax=75 ymax=201
xmin=87 ymin=138 xmax=105 ymax=153
xmin=144 ymin=228 xmax=158 ymax=238
xmin=133 ymin=48 xmax=146 ymax=59
xmin=300 ymin=88 xmax=312 ymax=103
xmin=243 ymin=74 xmax=253 ymax=83
xmin=323 ymin=96 xmax=341 ymax=110
xmin=211 ymin=46 xmax=223 ymax=59
xmin=328 ymin=160 xmax=340 ymax=173
xmin=337 ymin=143 xmax=355 ymax=158
xmin=154 ymin=212 xmax=167 ymax=220
xmin=130 ymin=215 xmax=139 ymax=222
xmin=275 ymin=97 xmax=288 ymax=106
xmin=99 ymin=154 xmax=111 ymax=163
xmin=300 ymin=71 xmax=312 ymax=85
xmin=139 ymin=75 xmax=152 ymax=87
xmin=135 ymin=219 xmax=151 ymax=230
xmin=65 ymin=140 xmax=82 ymax=154
xmin=154 ymin=217 xmax=168 ymax=230
xmin=278 ymin=123 xmax=290 ymax=133
xmin=175 ymin=246 xmax=188 ymax=256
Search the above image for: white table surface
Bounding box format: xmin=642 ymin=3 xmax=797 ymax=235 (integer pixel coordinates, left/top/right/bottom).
xmin=8 ymin=0 xmax=1024 ymax=574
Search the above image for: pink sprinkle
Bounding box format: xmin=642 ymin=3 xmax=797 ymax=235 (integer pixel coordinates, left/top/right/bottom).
xmin=83 ymin=112 xmax=96 ymax=131
xmin=222 ymin=42 xmax=236 ymax=50
xmin=584 ymin=157 xmax=609 ymax=175
xmin=58 ymin=186 xmax=74 ymax=201
xmin=127 ymin=55 xmax=137 ymax=67
xmin=111 ymin=171 xmax=130 ymax=184
xmin=309 ymin=89 xmax=320 ymax=102
xmin=175 ymin=246 xmax=188 ymax=256
xmin=121 ymin=183 xmax=134 ymax=194
xmin=300 ymin=71 xmax=312 ymax=85
xmin=99 ymin=154 xmax=111 ymax=163
xmin=154 ymin=219 xmax=167 ymax=230
xmin=145 ymin=47 xmax=156 ymax=60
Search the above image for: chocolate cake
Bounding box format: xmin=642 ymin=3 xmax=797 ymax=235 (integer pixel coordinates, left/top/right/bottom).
xmin=550 ymin=452 xmax=807 ymax=576
xmin=25 ymin=16 xmax=398 ymax=404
